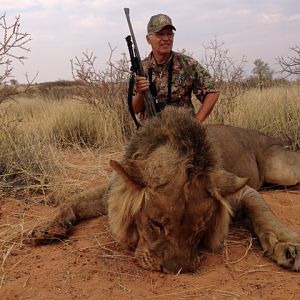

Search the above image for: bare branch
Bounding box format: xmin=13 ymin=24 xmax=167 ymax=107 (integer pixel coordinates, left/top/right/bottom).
xmin=69 ymin=46 xmax=134 ymax=135
xmin=70 ymin=46 xmax=130 ymax=108
xmin=0 ymin=13 xmax=32 ymax=104
xmin=200 ymin=38 xmax=247 ymax=123
xmin=277 ymin=45 xmax=300 ymax=77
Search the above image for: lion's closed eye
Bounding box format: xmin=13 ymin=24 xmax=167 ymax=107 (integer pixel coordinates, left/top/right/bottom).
xmin=153 ymin=182 xmax=169 ymax=191
xmin=149 ymin=219 xmax=165 ymax=233
xmin=145 ymin=219 xmax=166 ymax=248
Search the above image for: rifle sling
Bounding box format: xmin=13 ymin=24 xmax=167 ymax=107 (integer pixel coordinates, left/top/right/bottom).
xmin=127 ymin=74 xmax=140 ymax=129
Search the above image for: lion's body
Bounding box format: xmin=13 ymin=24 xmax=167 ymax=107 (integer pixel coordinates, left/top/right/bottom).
xmin=208 ymin=124 xmax=299 ymax=188
xmin=31 ymin=107 xmax=300 ymax=273
xmin=207 ymin=125 xmax=283 ymax=189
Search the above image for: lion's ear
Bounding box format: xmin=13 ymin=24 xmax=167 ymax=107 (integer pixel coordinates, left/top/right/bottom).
xmin=108 ymin=160 xmax=146 ymax=246
xmin=208 ymin=169 xmax=248 ymax=197
xmin=198 ymin=170 xmax=247 ymax=249
xmin=109 ymin=160 xmax=145 ymax=190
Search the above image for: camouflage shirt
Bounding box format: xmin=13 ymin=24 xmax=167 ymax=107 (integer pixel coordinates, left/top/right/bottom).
xmin=142 ymin=51 xmax=218 ymax=110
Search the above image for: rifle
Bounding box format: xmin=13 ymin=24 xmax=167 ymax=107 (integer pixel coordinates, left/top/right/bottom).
xmin=124 ymin=8 xmax=158 ymax=126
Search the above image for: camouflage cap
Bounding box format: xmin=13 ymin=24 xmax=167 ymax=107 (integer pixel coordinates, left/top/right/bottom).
xmin=147 ymin=14 xmax=176 ymax=33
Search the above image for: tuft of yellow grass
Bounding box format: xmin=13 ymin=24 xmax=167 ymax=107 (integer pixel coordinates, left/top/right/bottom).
xmin=208 ymin=84 xmax=300 ymax=149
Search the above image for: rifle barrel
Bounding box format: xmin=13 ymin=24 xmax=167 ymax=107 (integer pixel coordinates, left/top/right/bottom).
xmin=124 ymin=8 xmax=157 ymax=117
xmin=124 ymin=8 xmax=145 ymax=77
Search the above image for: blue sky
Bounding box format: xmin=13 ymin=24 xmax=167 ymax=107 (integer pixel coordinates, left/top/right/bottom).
xmin=2 ymin=0 xmax=300 ymax=82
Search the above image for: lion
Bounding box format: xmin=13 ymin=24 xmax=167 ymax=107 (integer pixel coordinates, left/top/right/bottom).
xmin=30 ymin=107 xmax=300 ymax=273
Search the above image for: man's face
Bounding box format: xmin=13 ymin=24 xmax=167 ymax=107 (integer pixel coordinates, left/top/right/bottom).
xmin=147 ymin=26 xmax=174 ymax=57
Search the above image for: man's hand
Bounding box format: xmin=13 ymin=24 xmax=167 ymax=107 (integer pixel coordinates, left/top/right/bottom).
xmin=132 ymin=76 xmax=150 ymax=114
xmin=195 ymin=91 xmax=220 ymax=123
xmin=136 ymin=76 xmax=150 ymax=94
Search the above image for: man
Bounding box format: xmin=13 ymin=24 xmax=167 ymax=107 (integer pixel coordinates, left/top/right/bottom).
xmin=133 ymin=14 xmax=220 ymax=123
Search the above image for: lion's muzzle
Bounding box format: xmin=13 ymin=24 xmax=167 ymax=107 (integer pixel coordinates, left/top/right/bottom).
xmin=135 ymin=244 xmax=199 ymax=274
xmin=161 ymin=256 xmax=198 ymax=274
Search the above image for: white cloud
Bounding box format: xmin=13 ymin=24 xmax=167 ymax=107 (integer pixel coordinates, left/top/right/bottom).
xmin=1 ymin=0 xmax=37 ymax=10
xmin=259 ymin=13 xmax=282 ymax=24
xmin=1 ymin=0 xmax=53 ymax=10
xmin=76 ymin=15 xmax=104 ymax=29
xmin=287 ymin=14 xmax=300 ymax=21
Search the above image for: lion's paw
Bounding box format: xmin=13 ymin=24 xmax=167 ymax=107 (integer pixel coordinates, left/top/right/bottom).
xmin=29 ymin=220 xmax=68 ymax=244
xmin=29 ymin=207 xmax=76 ymax=245
xmin=271 ymin=242 xmax=300 ymax=272
xmin=259 ymin=231 xmax=300 ymax=272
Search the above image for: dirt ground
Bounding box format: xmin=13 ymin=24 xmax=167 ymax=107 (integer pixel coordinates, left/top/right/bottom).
xmin=0 ymin=152 xmax=299 ymax=299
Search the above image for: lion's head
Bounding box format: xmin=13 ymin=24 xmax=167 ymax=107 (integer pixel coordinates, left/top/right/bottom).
xmin=107 ymin=107 xmax=248 ymax=273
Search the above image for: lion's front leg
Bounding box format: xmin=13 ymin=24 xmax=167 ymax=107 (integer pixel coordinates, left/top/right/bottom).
xmin=238 ymin=186 xmax=300 ymax=271
xmin=30 ymin=184 xmax=108 ymax=244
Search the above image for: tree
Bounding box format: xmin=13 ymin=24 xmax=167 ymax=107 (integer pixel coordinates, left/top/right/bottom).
xmin=0 ymin=13 xmax=32 ymax=104
xmin=252 ymin=59 xmax=273 ymax=90
xmin=277 ymin=45 xmax=300 ymax=78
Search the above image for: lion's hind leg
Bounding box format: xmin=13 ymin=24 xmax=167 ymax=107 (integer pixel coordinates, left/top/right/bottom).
xmin=263 ymin=145 xmax=300 ymax=186
xmin=239 ymin=186 xmax=300 ymax=271
xmin=30 ymin=184 xmax=108 ymax=244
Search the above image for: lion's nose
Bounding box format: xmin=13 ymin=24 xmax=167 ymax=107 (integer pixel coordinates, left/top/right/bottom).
xmin=162 ymin=258 xmax=194 ymax=274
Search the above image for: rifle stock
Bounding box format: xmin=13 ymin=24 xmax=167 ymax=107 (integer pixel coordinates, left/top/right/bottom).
xmin=124 ymin=8 xmax=157 ymax=118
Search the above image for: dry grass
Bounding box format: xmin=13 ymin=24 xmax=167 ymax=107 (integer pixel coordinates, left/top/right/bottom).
xmin=0 ymin=81 xmax=299 ymax=196
xmin=223 ymin=229 xmax=254 ymax=265
xmin=0 ymin=203 xmax=39 ymax=286
xmin=0 ymin=94 xmax=130 ymax=195
xmin=208 ymin=83 xmax=300 ymax=149
xmin=0 ymin=123 xmax=66 ymax=195
xmin=50 ymin=100 xmax=131 ymax=149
